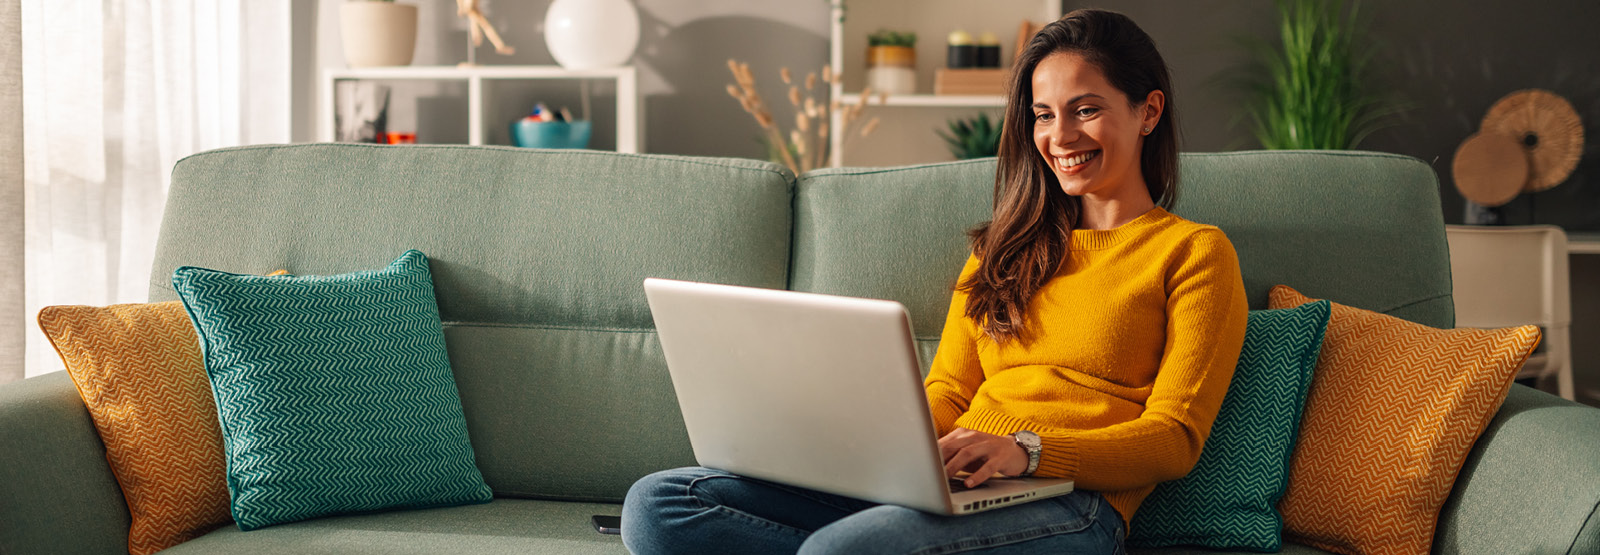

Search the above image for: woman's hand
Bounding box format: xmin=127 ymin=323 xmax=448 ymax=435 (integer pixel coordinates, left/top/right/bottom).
xmin=938 ymin=428 xmax=1029 ymax=488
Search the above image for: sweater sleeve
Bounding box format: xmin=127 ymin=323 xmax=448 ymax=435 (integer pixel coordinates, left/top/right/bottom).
xmin=922 ymin=254 xmax=985 ymax=438
xmin=960 ymin=230 xmax=1249 ymax=490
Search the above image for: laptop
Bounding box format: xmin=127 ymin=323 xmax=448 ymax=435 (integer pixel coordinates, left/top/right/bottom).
xmin=643 ymin=278 xmax=1074 ymax=515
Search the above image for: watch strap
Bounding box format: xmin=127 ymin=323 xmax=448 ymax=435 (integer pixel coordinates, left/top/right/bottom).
xmin=1014 ymin=430 xmax=1041 ymax=477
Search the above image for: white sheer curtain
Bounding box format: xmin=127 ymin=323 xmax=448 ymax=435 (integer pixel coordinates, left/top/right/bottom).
xmin=2 ymin=0 xmax=23 ymax=385
xmin=20 ymin=0 xmax=289 ymax=379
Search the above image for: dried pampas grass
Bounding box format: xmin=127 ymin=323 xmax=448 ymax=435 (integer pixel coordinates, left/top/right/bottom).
xmin=725 ymin=59 xmax=884 ymax=173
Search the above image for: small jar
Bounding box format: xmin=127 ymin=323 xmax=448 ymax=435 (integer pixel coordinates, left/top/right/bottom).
xmin=946 ymin=29 xmax=975 ymax=69
xmin=975 ymin=32 xmax=1001 ymax=68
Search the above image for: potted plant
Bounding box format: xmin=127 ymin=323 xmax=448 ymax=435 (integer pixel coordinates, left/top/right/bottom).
xmin=340 ymin=0 xmax=419 ymax=68
xmin=866 ymin=29 xmax=917 ymax=95
xmin=937 ymin=112 xmax=1002 ymax=160
xmin=1236 ymin=0 xmax=1405 ymax=149
xmin=867 ymin=29 xmax=917 ymax=67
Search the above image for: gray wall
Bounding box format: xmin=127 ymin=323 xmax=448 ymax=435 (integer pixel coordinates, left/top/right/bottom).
xmin=295 ymin=0 xmax=828 ymax=159
xmin=1082 ymin=0 xmax=1600 ymax=401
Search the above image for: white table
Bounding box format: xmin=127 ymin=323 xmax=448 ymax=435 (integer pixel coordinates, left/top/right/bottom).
xmin=1570 ymin=232 xmax=1600 ymax=255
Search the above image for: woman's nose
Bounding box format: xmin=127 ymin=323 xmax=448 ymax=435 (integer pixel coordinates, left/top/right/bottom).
xmin=1048 ymin=120 xmax=1077 ymax=147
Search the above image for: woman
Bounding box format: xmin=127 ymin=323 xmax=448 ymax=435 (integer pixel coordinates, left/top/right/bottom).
xmin=623 ymin=9 xmax=1248 ymax=554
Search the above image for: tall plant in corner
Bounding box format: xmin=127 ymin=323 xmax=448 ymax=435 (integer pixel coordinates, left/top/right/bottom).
xmin=1240 ymin=0 xmax=1403 ymax=149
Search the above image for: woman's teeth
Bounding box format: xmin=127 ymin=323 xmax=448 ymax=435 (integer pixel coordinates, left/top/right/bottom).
xmin=1060 ymin=150 xmax=1099 ymax=169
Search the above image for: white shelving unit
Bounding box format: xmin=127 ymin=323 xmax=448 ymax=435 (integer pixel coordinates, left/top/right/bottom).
xmin=319 ymin=65 xmax=640 ymax=153
xmin=836 ymin=94 xmax=1006 ymax=108
xmin=828 ymin=0 xmax=1061 ymax=167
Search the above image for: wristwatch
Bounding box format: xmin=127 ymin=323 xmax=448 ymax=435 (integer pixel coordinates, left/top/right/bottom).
xmin=1012 ymin=430 xmax=1041 ymax=477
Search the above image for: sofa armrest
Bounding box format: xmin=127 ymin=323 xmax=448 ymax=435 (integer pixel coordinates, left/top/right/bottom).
xmin=0 ymin=371 xmax=131 ymax=555
xmin=1435 ymin=384 xmax=1600 ymax=554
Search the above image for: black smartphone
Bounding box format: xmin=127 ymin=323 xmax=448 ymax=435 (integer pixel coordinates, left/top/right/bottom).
xmin=592 ymin=514 xmax=622 ymax=535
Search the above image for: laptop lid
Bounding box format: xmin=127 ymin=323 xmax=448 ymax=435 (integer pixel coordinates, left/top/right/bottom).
xmin=643 ymin=278 xmax=954 ymax=514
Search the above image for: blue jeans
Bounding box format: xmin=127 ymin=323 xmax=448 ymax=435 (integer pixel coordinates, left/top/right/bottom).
xmin=622 ymin=466 xmax=1125 ymax=555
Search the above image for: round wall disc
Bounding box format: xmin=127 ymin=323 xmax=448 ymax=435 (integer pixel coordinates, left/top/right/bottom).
xmin=1452 ymin=131 xmax=1529 ymax=207
xmin=1481 ymin=89 xmax=1585 ymax=192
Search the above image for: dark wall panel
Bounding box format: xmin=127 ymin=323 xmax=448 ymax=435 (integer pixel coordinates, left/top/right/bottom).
xmin=1068 ymin=0 xmax=1599 ymax=228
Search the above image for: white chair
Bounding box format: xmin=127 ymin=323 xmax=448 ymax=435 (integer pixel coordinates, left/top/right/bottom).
xmin=1445 ymin=225 xmax=1574 ymax=400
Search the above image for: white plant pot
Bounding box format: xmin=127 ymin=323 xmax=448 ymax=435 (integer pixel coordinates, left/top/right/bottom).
xmin=340 ymin=2 xmax=419 ymax=68
xmin=544 ymin=0 xmax=640 ymax=69
xmin=867 ymin=67 xmax=917 ymax=96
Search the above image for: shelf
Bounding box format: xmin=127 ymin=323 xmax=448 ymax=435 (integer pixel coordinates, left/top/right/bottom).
xmin=837 ymin=93 xmax=1005 ymax=107
xmin=325 ymin=65 xmax=636 ymax=81
xmin=318 ymin=65 xmax=640 ymax=152
xmin=828 ymin=0 xmax=1059 ymax=166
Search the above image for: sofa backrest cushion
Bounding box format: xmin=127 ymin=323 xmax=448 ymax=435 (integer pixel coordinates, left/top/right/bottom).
xmin=790 ymin=151 xmax=1454 ymax=356
xmin=1172 ymin=151 xmax=1453 ymax=328
xmin=790 ymin=160 xmax=996 ymax=371
xmin=150 ymin=144 xmax=795 ymax=502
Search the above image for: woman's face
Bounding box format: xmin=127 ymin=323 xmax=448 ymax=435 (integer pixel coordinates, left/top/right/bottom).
xmin=1030 ymin=51 xmax=1163 ymax=200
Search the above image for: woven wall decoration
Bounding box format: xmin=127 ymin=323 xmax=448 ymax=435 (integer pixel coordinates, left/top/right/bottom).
xmin=1451 ymin=131 xmax=1530 ymax=207
xmin=1481 ymin=89 xmax=1585 ymax=192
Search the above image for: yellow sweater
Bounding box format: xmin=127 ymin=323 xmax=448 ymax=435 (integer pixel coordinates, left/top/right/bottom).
xmin=924 ymin=207 xmax=1249 ymax=526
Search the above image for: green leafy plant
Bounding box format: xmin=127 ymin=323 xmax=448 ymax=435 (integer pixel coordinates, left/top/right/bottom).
xmin=1237 ymin=0 xmax=1405 ymax=149
xmin=938 ymin=112 xmax=1002 ymax=160
xmin=867 ymin=29 xmax=917 ymax=48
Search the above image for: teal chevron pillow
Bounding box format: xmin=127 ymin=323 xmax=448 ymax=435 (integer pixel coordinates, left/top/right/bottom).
xmin=1128 ymin=300 xmax=1331 ymax=552
xmin=172 ymin=250 xmax=492 ymax=531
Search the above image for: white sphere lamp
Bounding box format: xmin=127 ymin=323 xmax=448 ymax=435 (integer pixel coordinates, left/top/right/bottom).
xmin=544 ymin=0 xmax=641 ymax=69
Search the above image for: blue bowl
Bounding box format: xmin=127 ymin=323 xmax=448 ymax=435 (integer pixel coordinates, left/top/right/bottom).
xmin=511 ymin=120 xmax=592 ymax=149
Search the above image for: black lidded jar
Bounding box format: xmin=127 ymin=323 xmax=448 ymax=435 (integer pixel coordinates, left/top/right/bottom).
xmin=975 ymin=31 xmax=1001 ymax=68
xmin=947 ymin=29 xmax=976 ymax=69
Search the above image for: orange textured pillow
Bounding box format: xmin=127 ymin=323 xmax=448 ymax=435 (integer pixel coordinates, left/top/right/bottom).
xmin=39 ymin=302 xmax=231 ymax=555
xmin=1269 ymin=285 xmax=1538 ymax=555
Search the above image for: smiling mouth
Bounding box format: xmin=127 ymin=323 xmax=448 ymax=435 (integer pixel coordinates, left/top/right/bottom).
xmin=1054 ymin=150 xmax=1100 ymax=173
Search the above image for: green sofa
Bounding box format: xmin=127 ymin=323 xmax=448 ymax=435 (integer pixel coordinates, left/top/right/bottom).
xmin=2 ymin=144 xmax=1597 ymax=555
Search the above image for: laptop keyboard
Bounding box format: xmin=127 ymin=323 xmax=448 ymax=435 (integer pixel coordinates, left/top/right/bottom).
xmin=948 ymin=478 xmax=988 ymax=492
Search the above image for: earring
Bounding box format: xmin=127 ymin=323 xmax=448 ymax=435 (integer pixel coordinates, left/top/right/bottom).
xmin=1143 ymin=127 xmax=1152 ymax=134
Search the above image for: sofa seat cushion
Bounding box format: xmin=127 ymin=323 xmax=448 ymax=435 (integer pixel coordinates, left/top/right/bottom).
xmin=152 ymin=496 xmax=1335 ymax=555
xmin=156 ymin=499 xmax=627 ymax=555
xmin=1131 ymin=544 xmax=1335 ymax=555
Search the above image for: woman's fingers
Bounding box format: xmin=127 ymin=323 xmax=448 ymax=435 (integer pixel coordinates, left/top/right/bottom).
xmin=943 ymin=445 xmax=983 ymax=478
xmin=938 ymin=428 xmax=1023 ymax=484
xmin=944 ymin=441 xmax=1007 ymax=479
xmin=937 ymin=428 xmax=978 ymax=462
xmin=965 ymin=456 xmax=1005 ymax=488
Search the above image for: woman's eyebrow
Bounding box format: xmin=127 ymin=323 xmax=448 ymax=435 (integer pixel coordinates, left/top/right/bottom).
xmin=1034 ymin=93 xmax=1106 ymax=110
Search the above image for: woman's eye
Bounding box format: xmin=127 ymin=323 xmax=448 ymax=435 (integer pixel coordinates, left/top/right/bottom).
xmin=1034 ymin=113 xmax=1053 ymax=122
xmin=1076 ymin=107 xmax=1099 ymax=117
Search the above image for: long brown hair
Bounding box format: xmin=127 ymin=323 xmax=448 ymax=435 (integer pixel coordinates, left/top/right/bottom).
xmin=961 ymin=9 xmax=1180 ymax=343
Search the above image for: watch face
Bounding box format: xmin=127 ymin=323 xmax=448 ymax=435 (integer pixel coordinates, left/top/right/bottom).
xmin=1015 ymin=430 xmax=1041 ymax=449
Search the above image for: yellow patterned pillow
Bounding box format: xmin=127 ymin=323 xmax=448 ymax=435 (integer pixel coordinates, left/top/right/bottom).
xmin=1269 ymin=285 xmax=1538 ymax=555
xmin=39 ymin=302 xmax=231 ymax=555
